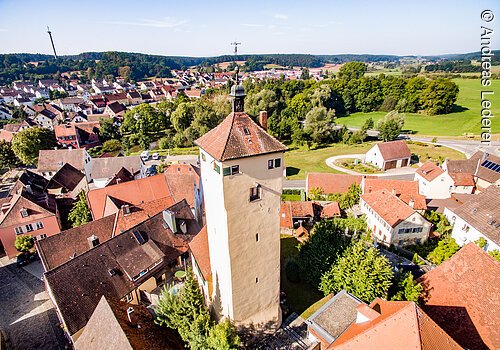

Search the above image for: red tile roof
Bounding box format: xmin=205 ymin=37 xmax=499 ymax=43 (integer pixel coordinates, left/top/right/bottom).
xmin=189 ymin=226 xmax=211 ymax=281
xmin=307 ymin=173 xmax=363 ymax=195
xmin=448 ymin=172 xmax=475 ymax=187
xmin=194 ymin=112 xmax=287 ymax=161
xmin=280 ymin=201 xmax=317 ymax=228
xmin=329 ymin=300 xmax=462 ymax=350
xmin=416 ymin=161 xmax=445 ymax=182
xmin=321 ymin=202 xmax=341 ymax=218
xmin=363 ymin=178 xmax=426 ymax=210
xmin=375 ymin=140 xmax=411 ymax=161
xmin=361 ymin=190 xmax=416 ymax=227
xmin=417 ymin=243 xmax=500 ymax=350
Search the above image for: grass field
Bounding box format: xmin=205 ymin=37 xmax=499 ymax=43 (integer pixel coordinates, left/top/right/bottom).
xmin=284 ymin=141 xmax=465 ymax=180
xmin=335 ymin=78 xmax=500 ymax=136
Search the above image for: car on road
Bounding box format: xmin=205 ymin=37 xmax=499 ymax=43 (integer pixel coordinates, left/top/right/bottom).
xmin=152 ymin=152 xmax=160 ymax=160
xmin=16 ymin=252 xmax=38 ymax=267
xmin=140 ymin=151 xmax=150 ymax=162
xmin=145 ymin=164 xmax=158 ymax=176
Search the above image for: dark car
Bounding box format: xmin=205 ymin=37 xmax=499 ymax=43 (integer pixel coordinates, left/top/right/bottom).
xmin=16 ymin=252 xmax=37 ymax=267
xmin=145 ymin=164 xmax=158 ymax=176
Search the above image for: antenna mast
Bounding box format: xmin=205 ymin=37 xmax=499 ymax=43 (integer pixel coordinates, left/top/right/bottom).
xmin=47 ymin=26 xmax=58 ymax=59
xmin=230 ymin=41 xmax=241 ymax=84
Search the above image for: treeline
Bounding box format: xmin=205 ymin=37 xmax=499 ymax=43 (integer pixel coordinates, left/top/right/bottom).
xmin=424 ymin=60 xmax=482 ymax=73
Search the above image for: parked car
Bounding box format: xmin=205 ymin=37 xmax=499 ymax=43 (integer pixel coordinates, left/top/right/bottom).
xmin=16 ymin=252 xmax=37 ymax=267
xmin=140 ymin=150 xmax=150 ymax=162
xmin=145 ymin=164 xmax=158 ymax=176
xmin=152 ymin=152 xmax=160 ymax=160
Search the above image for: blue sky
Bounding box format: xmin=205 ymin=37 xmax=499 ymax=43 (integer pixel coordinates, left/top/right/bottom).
xmin=0 ymin=0 xmax=498 ymax=57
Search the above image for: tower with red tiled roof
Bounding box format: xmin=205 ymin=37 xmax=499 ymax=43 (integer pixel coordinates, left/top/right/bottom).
xmin=194 ymin=83 xmax=287 ymax=328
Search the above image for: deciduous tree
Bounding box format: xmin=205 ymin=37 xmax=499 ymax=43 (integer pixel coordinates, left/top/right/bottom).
xmin=11 ymin=127 xmax=56 ymax=165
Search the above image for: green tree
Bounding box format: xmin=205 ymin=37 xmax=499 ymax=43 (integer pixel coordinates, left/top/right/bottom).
xmin=427 ymin=236 xmax=460 ymax=265
xmin=170 ymin=102 xmax=195 ymax=133
xmin=206 ymin=319 xmax=240 ymax=350
xmin=0 ymin=140 xmax=19 ymax=170
xmin=390 ymin=272 xmax=423 ymax=302
xmin=245 ymin=89 xmax=279 ymax=118
xmin=376 ymin=110 xmax=405 ymax=141
xmin=489 ymin=250 xmax=500 ymax=262
xmin=420 ymin=78 xmax=459 ymax=115
xmin=338 ymin=62 xmax=367 ymax=80
xmin=14 ymin=235 xmax=34 ymax=253
xmin=101 ymin=139 xmax=122 ymax=152
xmin=338 ymin=183 xmax=362 ymax=210
xmin=98 ymin=118 xmax=121 ymax=142
xmin=11 ymin=127 xmax=57 ymax=165
xmin=298 ymin=220 xmax=352 ymax=286
xmin=303 ymin=106 xmax=336 ymax=144
xmin=319 ymin=241 xmax=393 ymax=302
xmin=68 ymin=191 xmax=92 ymax=228
xmin=300 ymin=68 xmax=310 ymax=80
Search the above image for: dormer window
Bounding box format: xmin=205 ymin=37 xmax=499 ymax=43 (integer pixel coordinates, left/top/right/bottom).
xmin=20 ymin=208 xmax=28 ymax=218
xmin=243 ymin=126 xmax=250 ymax=135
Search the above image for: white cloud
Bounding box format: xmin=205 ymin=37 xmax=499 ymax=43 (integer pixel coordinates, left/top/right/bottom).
xmin=273 ymin=13 xmax=288 ymax=20
xmin=241 ymin=23 xmax=265 ymax=28
xmin=106 ymin=17 xmax=186 ymax=28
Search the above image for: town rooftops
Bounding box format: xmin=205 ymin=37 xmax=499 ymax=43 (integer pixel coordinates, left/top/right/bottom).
xmin=194 ymin=112 xmax=287 ymax=161
xmin=446 ymin=151 xmax=500 ymax=185
xmin=306 ymin=290 xmax=363 ymax=345
xmin=46 ymin=163 xmax=85 ymax=193
xmin=374 ymin=140 xmax=411 ymax=161
xmin=363 ymin=178 xmax=426 ymax=210
xmin=321 ymin=202 xmax=341 ymax=218
xmin=448 ymin=172 xmax=475 ymax=187
xmin=91 ymin=156 xmax=144 ymax=180
xmin=417 ymin=243 xmax=500 ymax=349
xmin=44 ymin=199 xmax=200 ymax=336
xmin=280 ymin=201 xmax=319 ymax=228
xmin=107 ymin=101 xmax=127 ymax=114
xmin=328 ymin=299 xmax=462 ymax=350
xmin=361 ymin=189 xmax=416 ymax=227
xmin=415 ymin=161 xmax=445 ymax=182
xmin=37 ymin=149 xmax=87 ymax=172
xmin=307 ymin=173 xmax=363 ymax=195
xmin=450 ymin=186 xmax=500 ymax=244
xmin=75 ymin=296 xmax=184 ymax=350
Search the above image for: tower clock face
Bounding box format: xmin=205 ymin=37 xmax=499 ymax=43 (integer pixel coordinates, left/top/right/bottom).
xmin=234 ymin=98 xmax=244 ymax=112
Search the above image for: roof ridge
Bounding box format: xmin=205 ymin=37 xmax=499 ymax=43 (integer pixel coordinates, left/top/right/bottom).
xmin=220 ymin=112 xmax=237 ymax=161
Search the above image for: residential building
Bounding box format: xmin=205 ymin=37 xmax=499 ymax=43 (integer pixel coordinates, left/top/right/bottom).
xmin=415 ymin=161 xmax=456 ymax=199
xmin=74 ymin=296 xmax=184 ymax=350
xmin=44 ymin=199 xmax=201 ymax=342
xmin=280 ymin=201 xmax=320 ymax=233
xmin=90 ymin=156 xmax=145 ymax=188
xmin=418 ymin=243 xmax=500 ymax=349
xmin=104 ymin=101 xmax=127 ymax=118
xmin=306 ymin=173 xmax=363 ymax=197
xmin=362 ymin=178 xmax=427 ymax=211
xmin=443 ymin=186 xmax=500 ymax=252
xmin=361 ymin=189 xmax=431 ymax=246
xmin=320 ymin=202 xmax=341 ymax=219
xmin=37 ymin=149 xmax=91 ymax=181
xmin=54 ymin=122 xmax=101 ymax=149
xmin=45 ymin=163 xmax=88 ymax=199
xmin=57 ymin=97 xmax=84 ymax=112
xmin=365 ymin=140 xmax=411 ymax=170
xmin=193 ymin=83 xmax=287 ymax=328
xmin=0 ymin=172 xmax=61 ymax=258
xmin=443 ymin=151 xmax=500 ymax=191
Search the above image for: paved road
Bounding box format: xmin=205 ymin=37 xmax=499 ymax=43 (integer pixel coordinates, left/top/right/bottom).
xmin=325 ymin=154 xmax=417 ymax=177
xmin=0 ymin=258 xmax=70 ymax=350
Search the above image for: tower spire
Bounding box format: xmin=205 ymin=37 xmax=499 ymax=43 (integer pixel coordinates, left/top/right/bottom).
xmin=47 ymin=26 xmax=58 ymax=59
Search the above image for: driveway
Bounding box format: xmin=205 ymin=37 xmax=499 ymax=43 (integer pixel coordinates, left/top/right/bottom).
xmin=325 ymin=154 xmax=417 ymax=177
xmin=0 ymin=257 xmax=70 ymax=350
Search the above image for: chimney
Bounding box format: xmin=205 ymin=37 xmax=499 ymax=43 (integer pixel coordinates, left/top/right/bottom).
xmin=259 ymin=111 xmax=268 ymax=131
xmin=409 ymin=199 xmax=415 ymax=209
xmin=355 ymin=304 xmax=380 ymax=324
xmin=87 ymin=235 xmax=100 ymax=249
xmin=163 ymin=210 xmax=177 ymax=233
xmin=391 ymin=188 xmax=396 ymax=195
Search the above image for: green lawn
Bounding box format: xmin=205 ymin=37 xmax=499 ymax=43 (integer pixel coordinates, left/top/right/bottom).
xmin=280 ymin=236 xmax=323 ymax=317
xmin=284 ymin=141 xmax=465 ymax=180
xmin=335 ymin=78 xmax=500 ymax=137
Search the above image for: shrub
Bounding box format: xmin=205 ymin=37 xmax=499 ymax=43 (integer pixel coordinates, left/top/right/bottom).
xmin=14 ymin=235 xmax=34 ymax=253
xmin=285 ymin=260 xmax=301 ymax=283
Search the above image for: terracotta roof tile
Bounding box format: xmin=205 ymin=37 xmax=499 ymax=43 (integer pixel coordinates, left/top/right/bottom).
xmin=448 ymin=172 xmax=475 ymax=187
xmin=321 ymin=202 xmax=341 ymax=218
xmin=195 ymin=112 xmax=287 ymax=161
xmin=307 ymin=173 xmax=363 ymax=195
xmin=363 ymin=178 xmax=426 ymax=210
xmin=361 ymin=190 xmax=415 ymax=227
xmin=375 ymin=140 xmax=411 ymax=161
xmin=418 ymin=243 xmax=500 ymax=350
xmin=37 ymin=149 xmax=86 ymax=172
xmin=416 ymin=161 xmax=445 ymax=182
xmin=189 ymin=226 xmax=211 ymax=281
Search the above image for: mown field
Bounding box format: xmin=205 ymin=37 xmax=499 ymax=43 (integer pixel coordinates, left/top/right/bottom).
xmin=335 ymin=78 xmax=500 ymax=137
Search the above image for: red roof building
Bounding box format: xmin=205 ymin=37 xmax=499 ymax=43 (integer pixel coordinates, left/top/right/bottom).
xmin=306 ymin=173 xmax=363 ymax=196
xmin=362 ymin=178 xmax=427 ymax=211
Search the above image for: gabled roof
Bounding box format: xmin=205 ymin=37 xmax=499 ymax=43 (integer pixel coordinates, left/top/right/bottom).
xmin=450 ymin=186 xmax=500 ymax=244
xmin=46 ymin=163 xmax=85 ymax=193
xmin=374 ymin=140 xmax=411 ymax=161
xmin=75 ymin=296 xmax=184 ymax=350
xmin=194 ymin=112 xmax=287 ymax=161
xmin=446 ymin=151 xmax=500 ymax=184
xmin=37 ymin=149 xmax=86 ymax=172
xmin=91 ymin=156 xmax=144 ymax=180
xmin=307 ymin=173 xmax=363 ymax=195
xmin=448 ymin=172 xmax=475 ymax=186
xmin=321 ymin=202 xmax=341 ymax=218
xmin=0 ymin=189 xmax=58 ymax=227
xmin=45 ymin=199 xmax=200 ymax=336
xmin=106 ymin=101 xmax=127 ymax=114
xmin=328 ymin=300 xmax=462 ymax=350
xmin=418 ymin=243 xmax=500 ymax=350
xmin=361 ymin=190 xmax=416 ymax=227
xmin=363 ymin=178 xmax=426 ymax=210
xmin=416 ymin=161 xmax=445 ymax=182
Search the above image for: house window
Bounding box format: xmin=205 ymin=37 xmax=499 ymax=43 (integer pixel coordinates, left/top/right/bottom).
xmin=256 ymin=233 xmax=259 ymax=242
xmin=213 ymin=162 xmax=220 ymax=174
xmin=15 ymin=227 xmax=23 ymax=235
xmin=268 ymin=158 xmax=281 ymax=169
xmin=268 ymin=159 xmax=274 ymax=169
xmin=250 ymin=186 xmax=261 ymax=202
xmin=36 ymin=222 xmax=44 ymax=230
xmin=25 ymin=224 xmax=33 ymax=232
xmin=223 ymin=165 xmax=239 ymax=176
xmin=255 ymin=277 xmax=259 ymax=283
xmin=20 ymin=208 xmax=28 ymax=218
xmin=37 ymin=234 xmax=47 ymax=240
xmin=124 ymin=293 xmax=133 ymax=303
xmin=274 ymin=158 xmax=281 ymax=168
xmin=201 ymin=153 xmax=206 ymax=162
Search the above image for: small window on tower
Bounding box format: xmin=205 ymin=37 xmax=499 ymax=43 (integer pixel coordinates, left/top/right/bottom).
xmin=243 ymin=126 xmax=250 ymax=135
xmin=274 ymin=158 xmax=281 ymax=168
xmin=255 ymin=277 xmax=259 ymax=283
xmin=256 ymin=233 xmax=259 ymax=242
xmin=268 ymin=160 xmax=274 ymax=169
xmin=213 ymin=162 xmax=220 ymax=174
xmin=250 ymin=186 xmax=261 ymax=202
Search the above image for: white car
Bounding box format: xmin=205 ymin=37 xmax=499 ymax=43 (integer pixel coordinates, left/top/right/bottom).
xmin=152 ymin=152 xmax=160 ymax=160
xmin=140 ymin=151 xmax=150 ymax=162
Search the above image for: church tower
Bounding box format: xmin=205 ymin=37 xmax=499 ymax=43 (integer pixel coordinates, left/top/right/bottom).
xmin=194 ymin=83 xmax=287 ymax=328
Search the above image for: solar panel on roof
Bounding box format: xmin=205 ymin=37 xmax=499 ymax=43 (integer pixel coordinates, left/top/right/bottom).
xmin=132 ymin=230 xmax=145 ymax=245
xmin=493 ymin=164 xmax=500 ymax=172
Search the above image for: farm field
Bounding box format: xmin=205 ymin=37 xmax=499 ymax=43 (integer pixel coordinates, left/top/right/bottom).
xmin=335 ymin=78 xmax=500 ymax=136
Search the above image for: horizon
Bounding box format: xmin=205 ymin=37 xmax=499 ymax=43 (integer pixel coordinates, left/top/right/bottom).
xmin=0 ymin=0 xmax=498 ymax=57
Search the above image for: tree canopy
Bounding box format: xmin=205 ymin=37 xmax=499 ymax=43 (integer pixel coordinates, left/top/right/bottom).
xmin=11 ymin=127 xmax=57 ymax=165
xmin=14 ymin=235 xmax=34 ymax=253
xmin=68 ymin=191 xmax=92 ymax=228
